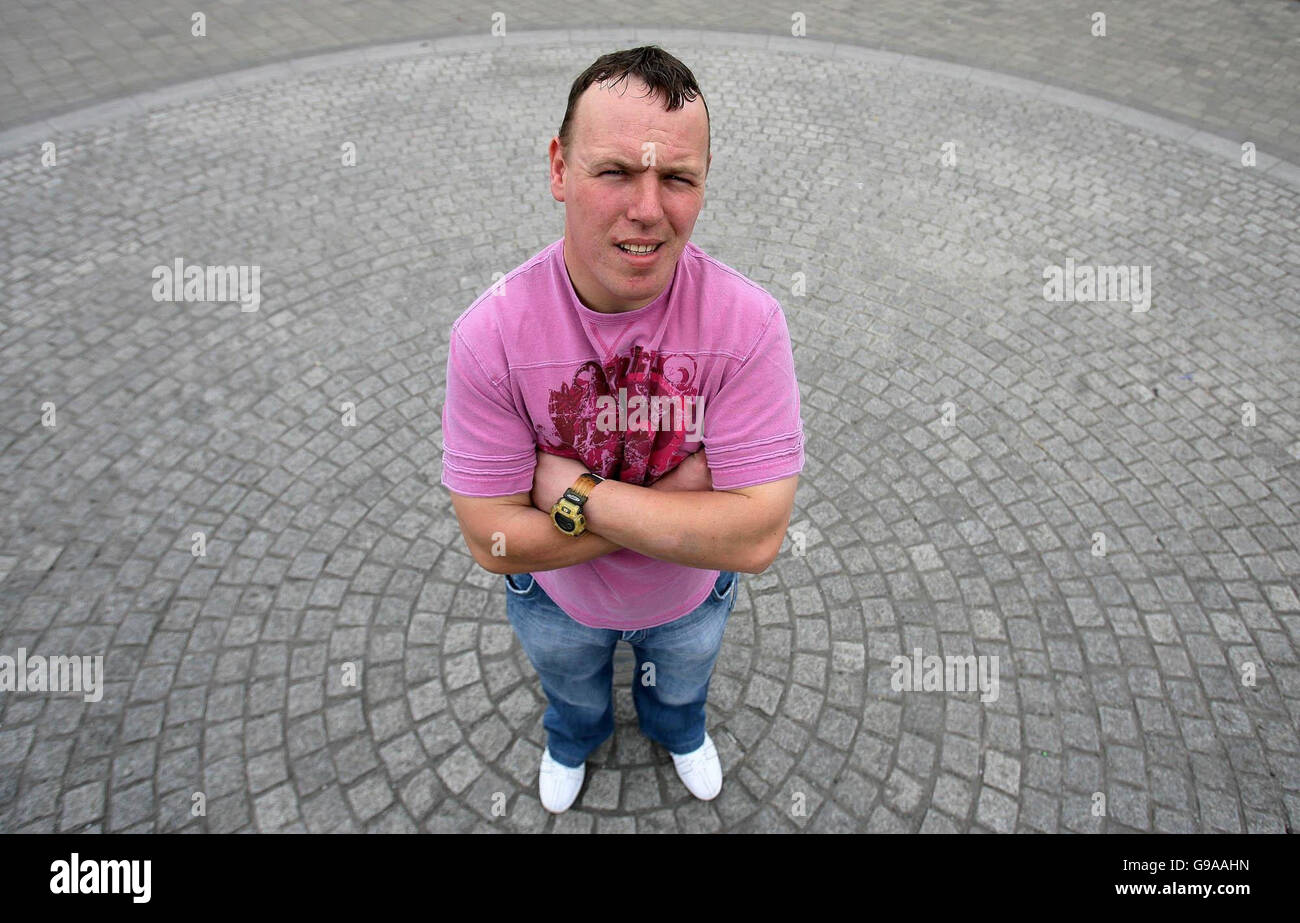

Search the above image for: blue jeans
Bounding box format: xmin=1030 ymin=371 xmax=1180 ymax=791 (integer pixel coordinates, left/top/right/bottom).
xmin=504 ymin=569 xmax=739 ymax=768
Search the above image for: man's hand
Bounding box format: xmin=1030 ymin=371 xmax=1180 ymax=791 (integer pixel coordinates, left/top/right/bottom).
xmin=650 ymin=448 xmax=712 ymax=492
xmin=530 ymin=449 xmax=590 ymax=514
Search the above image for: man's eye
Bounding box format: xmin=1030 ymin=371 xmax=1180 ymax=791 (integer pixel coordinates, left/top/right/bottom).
xmin=600 ymin=169 xmax=691 ymax=184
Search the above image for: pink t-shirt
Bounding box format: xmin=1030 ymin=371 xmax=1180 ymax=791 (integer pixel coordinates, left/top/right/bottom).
xmin=440 ymin=237 xmax=804 ymax=630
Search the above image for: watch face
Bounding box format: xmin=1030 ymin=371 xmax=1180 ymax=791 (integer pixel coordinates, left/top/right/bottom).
xmin=554 ymin=513 xmax=574 ymax=532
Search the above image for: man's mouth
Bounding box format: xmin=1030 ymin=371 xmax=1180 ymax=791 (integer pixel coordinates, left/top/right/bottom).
xmin=616 ymin=242 xmax=663 ymax=256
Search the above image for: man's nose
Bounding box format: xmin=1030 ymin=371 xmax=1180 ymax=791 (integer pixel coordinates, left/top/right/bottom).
xmin=627 ymin=173 xmax=664 ymax=222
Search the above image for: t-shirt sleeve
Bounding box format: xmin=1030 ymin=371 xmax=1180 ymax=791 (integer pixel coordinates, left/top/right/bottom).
xmin=703 ymin=300 xmax=805 ymax=490
xmin=439 ymin=324 xmax=536 ymax=496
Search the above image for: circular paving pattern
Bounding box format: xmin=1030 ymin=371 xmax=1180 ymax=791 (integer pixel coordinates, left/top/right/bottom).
xmin=0 ymin=36 xmax=1297 ymax=833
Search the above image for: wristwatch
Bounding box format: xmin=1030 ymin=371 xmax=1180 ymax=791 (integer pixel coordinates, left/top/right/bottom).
xmin=550 ymin=472 xmax=605 ymax=536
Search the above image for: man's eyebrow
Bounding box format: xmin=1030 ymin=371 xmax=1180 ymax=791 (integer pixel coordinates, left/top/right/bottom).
xmin=590 ymin=157 xmax=702 ymax=177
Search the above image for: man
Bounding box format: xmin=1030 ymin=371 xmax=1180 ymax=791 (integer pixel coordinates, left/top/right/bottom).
xmin=440 ymin=46 xmax=803 ymax=814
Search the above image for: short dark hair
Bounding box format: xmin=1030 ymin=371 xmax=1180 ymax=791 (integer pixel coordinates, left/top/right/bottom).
xmin=558 ymin=45 xmax=710 ymax=157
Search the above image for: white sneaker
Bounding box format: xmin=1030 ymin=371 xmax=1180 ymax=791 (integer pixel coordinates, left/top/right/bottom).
xmin=670 ymin=732 xmax=723 ymax=800
xmin=539 ymin=748 xmax=585 ymax=813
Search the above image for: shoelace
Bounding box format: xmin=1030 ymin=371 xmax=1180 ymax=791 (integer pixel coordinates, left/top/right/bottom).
xmin=673 ymin=743 xmax=714 ymax=771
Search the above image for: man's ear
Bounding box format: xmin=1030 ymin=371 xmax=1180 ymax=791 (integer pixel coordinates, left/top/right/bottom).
xmin=549 ymin=137 xmax=566 ymax=203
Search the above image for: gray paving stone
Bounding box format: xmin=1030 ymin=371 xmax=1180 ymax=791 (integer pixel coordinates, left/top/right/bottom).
xmin=57 ymin=781 xmax=105 ymax=831
xmin=251 ymin=784 xmax=300 ymax=833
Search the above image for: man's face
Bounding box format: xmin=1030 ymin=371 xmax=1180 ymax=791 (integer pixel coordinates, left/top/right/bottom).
xmin=549 ymin=77 xmax=711 ymax=314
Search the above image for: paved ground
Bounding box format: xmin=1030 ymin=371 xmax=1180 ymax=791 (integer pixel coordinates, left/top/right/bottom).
xmin=1 ymin=18 xmax=1298 ymax=833
xmin=2 ymin=1 xmax=1299 ymax=165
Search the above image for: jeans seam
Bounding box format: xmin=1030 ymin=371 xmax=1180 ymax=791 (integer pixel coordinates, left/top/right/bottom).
xmin=505 ymin=573 xmax=535 ymax=596
xmin=711 ymin=571 xmax=737 ymax=602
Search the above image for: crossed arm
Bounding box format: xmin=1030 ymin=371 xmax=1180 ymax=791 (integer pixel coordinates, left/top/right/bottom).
xmin=448 ymin=449 xmax=798 ymax=575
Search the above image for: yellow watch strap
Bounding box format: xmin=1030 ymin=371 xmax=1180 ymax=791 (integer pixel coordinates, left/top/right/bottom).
xmin=568 ymin=472 xmax=603 ymax=502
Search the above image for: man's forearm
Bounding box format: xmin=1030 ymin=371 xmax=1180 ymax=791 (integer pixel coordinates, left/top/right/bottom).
xmin=479 ymin=503 xmax=623 ymax=573
xmin=480 ymin=476 xmax=694 ymax=574
xmin=490 ymin=485 xmax=770 ymax=574
xmin=582 ymin=482 xmax=769 ymax=572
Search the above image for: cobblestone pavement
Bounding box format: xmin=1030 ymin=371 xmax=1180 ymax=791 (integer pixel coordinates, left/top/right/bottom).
xmin=2 ymin=1 xmax=1299 ymax=163
xmin=1 ymin=30 xmax=1298 ymax=833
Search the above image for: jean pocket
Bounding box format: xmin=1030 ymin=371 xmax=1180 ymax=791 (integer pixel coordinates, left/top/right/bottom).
xmin=504 ymin=572 xmax=537 ymax=596
xmin=710 ymin=570 xmax=738 ymax=602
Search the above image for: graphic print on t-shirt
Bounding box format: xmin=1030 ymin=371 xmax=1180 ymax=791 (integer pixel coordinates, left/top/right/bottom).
xmin=536 ymin=344 xmax=700 ymax=485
